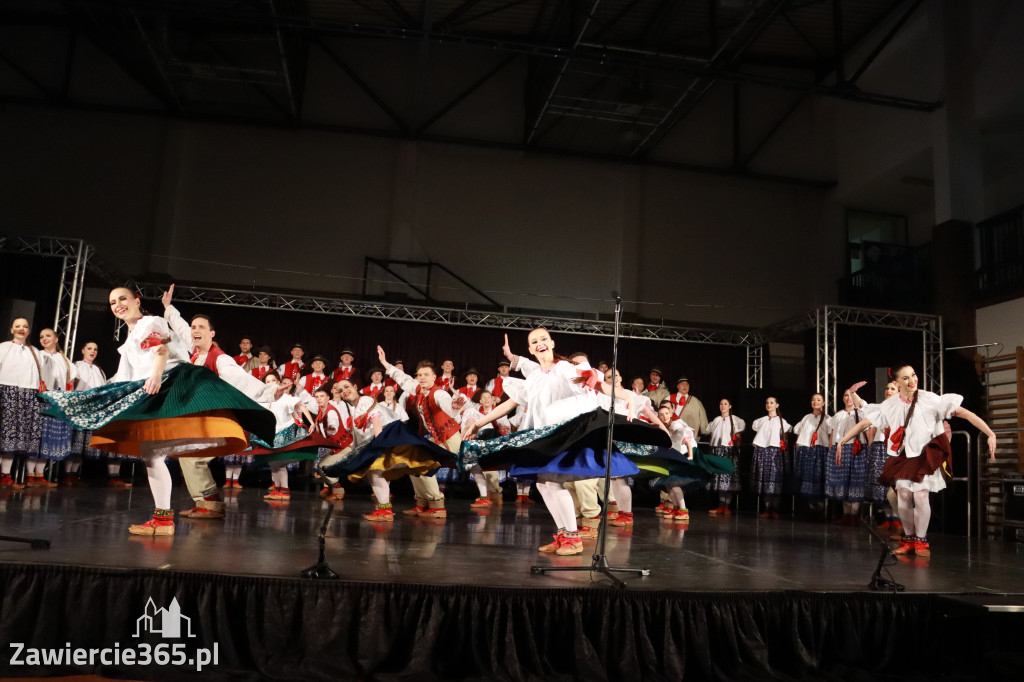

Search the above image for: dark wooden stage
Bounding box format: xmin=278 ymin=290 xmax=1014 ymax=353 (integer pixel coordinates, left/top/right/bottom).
xmin=2 ymin=479 xmax=1023 ymax=680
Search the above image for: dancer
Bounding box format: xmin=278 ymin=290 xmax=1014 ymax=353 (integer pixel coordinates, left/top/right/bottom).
xmin=463 ymin=389 xmax=511 ymax=508
xmin=655 ymin=404 xmax=698 ymax=521
xmin=0 ymin=318 xmax=46 ymax=489
xmin=870 ymin=380 xmax=901 ymax=531
xmin=300 ymin=355 xmax=331 ymax=395
xmin=324 ymin=350 xmax=463 ymax=522
xmin=32 ymin=328 xmax=76 ymax=487
xmin=462 ymin=330 xmax=666 ymax=556
xmin=826 ymin=388 xmax=869 ymax=525
xmin=249 ymin=372 xmax=317 ymax=501
xmin=793 ymin=394 xmax=830 ymax=515
xmin=163 ymin=290 xmax=282 ymax=517
xmin=360 ymin=368 xmax=385 ymax=398
xmin=644 ymin=368 xmax=669 ymax=405
xmin=750 ymin=397 xmax=791 ymax=518
xmin=331 ymin=348 xmax=357 ymax=383
xmin=251 ymin=346 xmax=276 ymax=381
xmin=317 ymin=378 xmax=375 ymax=500
xmin=840 ymin=366 xmax=997 ymax=556
xmin=233 ymin=338 xmax=259 ymax=372
xmin=70 ymin=341 xmax=129 ymax=486
xmin=705 ymin=398 xmax=746 ymax=516
xmin=437 ymin=359 xmax=457 ymax=393
xmin=279 ymin=344 xmax=306 ymax=382
xmin=458 ymin=368 xmax=482 ymax=404
xmin=41 ymin=288 xmax=275 ymax=535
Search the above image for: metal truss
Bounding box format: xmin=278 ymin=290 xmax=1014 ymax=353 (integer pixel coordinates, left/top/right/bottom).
xmin=746 ymin=344 xmax=763 ymax=389
xmin=132 ymin=282 xmax=754 ymax=346
xmin=0 ymin=236 xmax=944 ymax=392
xmin=0 ymin=235 xmax=91 ymax=353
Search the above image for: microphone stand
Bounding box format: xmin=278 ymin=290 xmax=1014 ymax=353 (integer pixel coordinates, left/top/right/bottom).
xmin=861 ymin=516 xmax=904 ymax=592
xmin=531 ymin=297 xmax=650 ymax=588
xmin=299 ymin=462 xmax=340 ymax=579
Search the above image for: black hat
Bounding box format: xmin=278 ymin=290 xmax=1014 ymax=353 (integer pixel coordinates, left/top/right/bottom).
xmin=393 ymin=359 xmax=404 ymax=365
xmin=497 ymin=359 xmax=511 ymax=368
xmin=463 ymin=367 xmax=480 ymax=379
xmin=676 ymin=376 xmax=690 ymax=385
xmin=366 ymin=366 xmax=384 ymax=380
xmin=311 ymin=354 xmax=328 ymax=365
xmin=290 ymin=342 xmax=304 ymax=351
xmin=257 ymin=345 xmax=273 ymax=356
xmin=649 ymin=367 xmax=663 ymax=377
xmin=339 ymin=348 xmax=355 ymax=358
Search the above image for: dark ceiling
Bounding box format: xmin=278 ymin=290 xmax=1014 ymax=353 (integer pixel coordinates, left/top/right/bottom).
xmin=1 ymin=0 xmax=937 ymax=185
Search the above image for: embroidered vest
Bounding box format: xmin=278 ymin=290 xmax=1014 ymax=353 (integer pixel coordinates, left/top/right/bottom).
xmin=191 ymin=345 xmax=229 ymax=376
xmin=316 ymin=403 xmax=353 ymax=450
xmin=413 ymin=385 xmax=460 ymax=448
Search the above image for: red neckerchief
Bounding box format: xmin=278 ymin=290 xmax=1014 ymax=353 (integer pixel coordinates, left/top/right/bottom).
xmin=252 ymin=366 xmax=272 ymax=381
xmin=646 ymin=382 xmax=660 ymax=393
xmin=233 ymin=353 xmax=251 ymax=366
xmin=361 ymin=384 xmax=382 ymax=397
xmin=303 ymin=373 xmax=328 ymax=394
xmin=333 ymin=365 xmax=354 ymax=382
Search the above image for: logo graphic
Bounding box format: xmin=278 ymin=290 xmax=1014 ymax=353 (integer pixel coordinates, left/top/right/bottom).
xmin=133 ymin=598 xmax=196 ymax=638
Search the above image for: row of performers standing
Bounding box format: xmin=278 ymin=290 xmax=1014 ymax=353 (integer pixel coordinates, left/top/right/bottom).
xmin=0 ymin=321 xmax=132 ymax=489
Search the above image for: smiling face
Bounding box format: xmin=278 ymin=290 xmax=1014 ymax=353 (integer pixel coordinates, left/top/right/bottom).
xmin=657 ymin=406 xmax=673 ymax=425
xmin=39 ymin=328 xmax=58 ymax=352
xmin=415 ymin=365 xmax=436 ymax=391
xmin=842 ymin=389 xmax=855 ymax=409
xmin=604 ymin=369 xmax=622 ymax=387
xmin=649 ymin=372 xmax=661 ymax=385
xmin=677 ymin=380 xmax=690 ymax=395
xmin=719 ymin=398 xmax=731 ymax=416
xmin=9 ymin=318 xmax=30 ymax=343
xmin=108 ymin=288 xmax=141 ymax=323
xmin=291 ymin=347 xmax=304 ymax=361
xmin=258 ymin=351 xmax=271 ymax=364
xmin=239 ymin=338 xmax=252 ymax=354
xmin=441 ymin=360 xmax=454 ymax=374
xmin=263 ymin=373 xmax=280 ymax=386
xmin=632 ymin=377 xmax=645 ymax=393
xmin=527 ymin=328 xmax=554 ymax=362
xmin=894 ymin=365 xmax=918 ymax=397
xmin=382 ymin=384 xmax=396 ymax=401
xmin=810 ymin=393 xmax=824 ymax=411
xmin=190 ymin=317 xmax=215 ymax=352
xmin=885 ymin=381 xmax=898 ymax=398
xmin=81 ymin=342 xmax=98 ymax=362
xmin=478 ymin=391 xmax=494 ymax=409
xmin=311 ymin=359 xmax=326 ymax=374
xmin=765 ymin=396 xmax=779 ymax=415
xmin=464 ymin=373 xmax=478 ymax=386
xmin=340 ymin=352 xmax=354 ymax=366
xmin=335 ymin=380 xmax=359 ymax=403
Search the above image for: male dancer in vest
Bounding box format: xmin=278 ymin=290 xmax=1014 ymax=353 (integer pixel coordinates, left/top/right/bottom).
xmin=162 ymin=286 xmax=282 ymax=519
xmin=378 ymin=347 xmax=464 ymax=519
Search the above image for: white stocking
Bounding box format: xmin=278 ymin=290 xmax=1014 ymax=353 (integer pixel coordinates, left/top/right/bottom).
xmin=913 ymin=490 xmax=931 ymax=538
xmin=66 ymin=458 xmax=81 ymax=474
xmin=140 ymin=447 xmax=173 ymax=509
xmin=107 ymin=463 xmax=121 ymax=477
xmin=470 ymin=465 xmax=489 ymax=497
xmin=1 ymin=457 xmax=12 ymax=474
xmin=367 ymin=471 xmax=391 ymax=506
xmin=897 ymin=488 xmax=915 ymax=535
xmin=668 ymin=485 xmax=686 ymax=509
xmin=610 ymin=478 xmax=632 ymax=513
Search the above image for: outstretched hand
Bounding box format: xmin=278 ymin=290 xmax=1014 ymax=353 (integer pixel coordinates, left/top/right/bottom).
xmin=502 ymin=333 xmax=513 ymax=360
xmin=377 ymin=345 xmax=387 ymax=366
xmin=847 ymin=380 xmax=867 ymax=395
xmin=461 ymin=420 xmax=479 ymax=440
xmin=161 ymin=284 xmax=175 ymax=310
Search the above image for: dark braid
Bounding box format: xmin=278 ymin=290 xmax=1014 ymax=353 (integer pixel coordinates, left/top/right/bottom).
xmin=898 ymin=389 xmax=919 ymax=454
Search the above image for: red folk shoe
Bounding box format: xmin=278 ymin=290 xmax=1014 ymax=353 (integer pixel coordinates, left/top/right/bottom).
xmin=364 ymin=504 xmax=395 ymax=522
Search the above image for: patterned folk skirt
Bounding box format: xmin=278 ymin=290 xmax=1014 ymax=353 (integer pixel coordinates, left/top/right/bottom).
xmin=864 ymin=441 xmax=890 ymax=503
xmin=40 ymin=364 xmax=275 ymax=459
xmin=751 ymin=446 xmax=784 ymax=495
xmin=39 ymin=415 xmax=74 ymax=461
xmin=706 ymin=445 xmax=741 ymax=492
xmin=0 ymin=385 xmax=42 ymax=457
xmin=71 ymin=428 xmax=128 ymax=460
xmin=824 ymin=442 xmax=868 ymax=502
xmin=797 ymin=445 xmax=829 ymax=498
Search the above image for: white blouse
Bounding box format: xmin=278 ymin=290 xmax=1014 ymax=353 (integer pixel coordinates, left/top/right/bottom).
xmin=751 ymin=415 xmax=792 ymax=448
xmin=829 ymin=409 xmax=866 ymax=446
xmin=268 ymin=394 xmax=304 ymax=432
xmin=861 ymin=390 xmax=962 ymax=458
xmin=0 ymin=341 xmax=46 ymax=389
xmin=507 ymin=357 xmax=599 ymax=430
xmin=110 ymin=316 xmax=189 ymax=383
xmin=43 ymin=350 xmax=77 ymax=392
xmin=706 ymin=415 xmax=746 ymax=447
xmin=74 ymin=361 xmax=107 ymax=391
xmin=668 ymin=420 xmax=696 ymax=454
xmin=793 ymin=412 xmax=830 ymax=447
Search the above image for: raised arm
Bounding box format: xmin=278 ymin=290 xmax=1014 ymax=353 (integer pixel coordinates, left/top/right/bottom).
xmin=461 ymin=396 xmax=518 ymax=439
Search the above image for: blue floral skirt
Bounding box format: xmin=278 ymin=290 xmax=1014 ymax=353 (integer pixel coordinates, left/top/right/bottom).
xmin=798 ymin=445 xmax=828 ymax=498
xmin=751 ymin=446 xmax=784 ymax=495
xmin=864 ymin=441 xmax=890 ymax=503
xmin=706 ymin=445 xmax=741 ymax=492
xmin=323 ymin=421 xmax=456 ymax=483
xmin=39 ymin=415 xmax=73 ymax=461
xmin=824 ymin=443 xmax=868 ymax=501
xmin=0 ymin=385 xmax=41 ymax=457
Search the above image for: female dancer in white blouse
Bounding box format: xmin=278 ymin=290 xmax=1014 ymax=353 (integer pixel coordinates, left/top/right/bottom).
xmin=29 ymin=328 xmax=76 ymax=487
xmin=840 ymin=366 xmax=996 ymax=556
xmin=0 ymin=318 xmax=46 ymax=489
xmin=705 ymin=398 xmax=746 ymax=516
xmin=750 ymin=397 xmax=792 ymax=518
xmin=69 ymin=341 xmax=125 ymax=486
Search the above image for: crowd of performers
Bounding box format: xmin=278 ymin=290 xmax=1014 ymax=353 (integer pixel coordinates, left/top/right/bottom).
xmin=0 ymin=287 xmax=997 ymax=559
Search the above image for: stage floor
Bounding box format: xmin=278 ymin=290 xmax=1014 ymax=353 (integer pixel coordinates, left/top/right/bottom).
xmin=2 ymin=483 xmax=1023 ymax=594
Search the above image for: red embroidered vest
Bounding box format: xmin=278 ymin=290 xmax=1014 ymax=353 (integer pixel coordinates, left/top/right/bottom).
xmin=316 ymin=403 xmax=353 ymax=450
xmin=252 ymin=366 xmax=273 ymax=381
xmin=191 ymin=345 xmax=229 ymax=376
xmin=491 ymin=376 xmax=504 ymax=398
xmin=413 ymin=385 xmax=460 ymax=448
xmin=280 ymin=361 xmax=304 ymax=381
xmin=302 ymin=373 xmax=329 ymax=394
xmin=332 ymin=365 xmax=355 ymax=383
